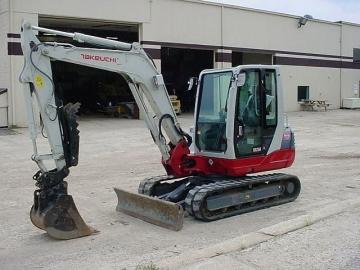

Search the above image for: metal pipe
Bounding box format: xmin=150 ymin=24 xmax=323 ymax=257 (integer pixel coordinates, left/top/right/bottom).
xmin=339 ymin=23 xmax=343 ymax=107
xmin=9 ymin=0 xmax=15 ymax=127
xmin=31 ymin=25 xmax=132 ymax=51
xmin=32 ymin=25 xmax=75 ymax=38
xmin=73 ymin=32 xmax=132 ymax=50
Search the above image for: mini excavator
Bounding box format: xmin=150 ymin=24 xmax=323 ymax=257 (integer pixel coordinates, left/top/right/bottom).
xmin=19 ymin=22 xmax=300 ymax=240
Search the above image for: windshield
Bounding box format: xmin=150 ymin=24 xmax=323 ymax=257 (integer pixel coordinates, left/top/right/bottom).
xmin=196 ymin=71 xmax=233 ymax=152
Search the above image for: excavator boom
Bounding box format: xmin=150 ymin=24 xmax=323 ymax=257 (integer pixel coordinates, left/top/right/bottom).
xmin=19 ymin=22 xmax=189 ymax=239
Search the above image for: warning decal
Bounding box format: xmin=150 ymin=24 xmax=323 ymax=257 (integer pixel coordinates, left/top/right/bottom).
xmin=34 ymin=74 xmax=45 ymax=89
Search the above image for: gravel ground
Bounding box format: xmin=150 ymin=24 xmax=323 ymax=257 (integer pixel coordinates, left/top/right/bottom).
xmin=0 ymin=109 xmax=359 ymax=269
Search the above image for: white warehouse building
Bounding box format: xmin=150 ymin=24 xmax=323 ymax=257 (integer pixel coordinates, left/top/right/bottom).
xmin=1 ymin=0 xmax=360 ymax=127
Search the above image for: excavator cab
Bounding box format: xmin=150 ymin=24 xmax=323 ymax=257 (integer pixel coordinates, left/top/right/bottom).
xmin=193 ymin=66 xmax=293 ymax=176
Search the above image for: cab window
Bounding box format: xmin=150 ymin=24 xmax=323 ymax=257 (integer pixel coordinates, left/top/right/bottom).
xmin=196 ymin=71 xmax=232 ymax=152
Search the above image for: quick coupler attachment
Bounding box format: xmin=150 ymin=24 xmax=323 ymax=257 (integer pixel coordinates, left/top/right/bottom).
xmin=30 ymin=168 xmax=96 ymax=240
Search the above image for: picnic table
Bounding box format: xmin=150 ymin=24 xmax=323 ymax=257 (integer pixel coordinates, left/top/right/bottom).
xmin=299 ymin=99 xmax=331 ymax=111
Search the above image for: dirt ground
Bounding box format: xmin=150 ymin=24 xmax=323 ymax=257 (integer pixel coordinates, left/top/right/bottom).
xmin=0 ymin=110 xmax=360 ymax=269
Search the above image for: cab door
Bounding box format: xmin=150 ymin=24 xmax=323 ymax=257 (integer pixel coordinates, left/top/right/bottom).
xmin=234 ymin=68 xmax=278 ymax=157
xmin=195 ymin=70 xmax=233 ymax=154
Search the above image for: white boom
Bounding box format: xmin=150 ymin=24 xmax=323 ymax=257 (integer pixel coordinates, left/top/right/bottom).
xmin=20 ymin=21 xmax=185 ymax=175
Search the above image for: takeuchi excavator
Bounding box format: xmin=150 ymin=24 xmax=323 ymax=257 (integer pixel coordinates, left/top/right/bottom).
xmin=19 ymin=21 xmax=301 ymax=240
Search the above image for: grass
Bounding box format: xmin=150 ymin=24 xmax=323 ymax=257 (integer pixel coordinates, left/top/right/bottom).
xmin=135 ymin=262 xmax=160 ymax=270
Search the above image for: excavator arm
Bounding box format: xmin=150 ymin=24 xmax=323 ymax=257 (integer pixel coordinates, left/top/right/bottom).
xmin=19 ymin=22 xmax=191 ymax=239
xmin=20 ymin=22 xmax=187 ymax=164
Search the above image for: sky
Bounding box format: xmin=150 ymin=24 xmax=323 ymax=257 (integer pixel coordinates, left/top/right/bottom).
xmin=210 ymin=0 xmax=360 ymax=24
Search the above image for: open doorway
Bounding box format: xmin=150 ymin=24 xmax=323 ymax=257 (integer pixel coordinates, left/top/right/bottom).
xmin=161 ymin=47 xmax=213 ymax=113
xmin=38 ymin=16 xmax=139 ymax=118
xmin=51 ymin=63 xmax=135 ymax=117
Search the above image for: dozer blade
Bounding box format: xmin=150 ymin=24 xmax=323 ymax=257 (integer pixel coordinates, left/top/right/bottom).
xmin=30 ymin=194 xmax=96 ymax=240
xmin=114 ymin=188 xmax=184 ymax=231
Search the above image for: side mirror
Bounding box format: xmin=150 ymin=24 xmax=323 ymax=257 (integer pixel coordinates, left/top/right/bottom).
xmin=187 ymin=77 xmax=198 ymax=91
xmin=236 ymin=73 xmax=246 ymax=87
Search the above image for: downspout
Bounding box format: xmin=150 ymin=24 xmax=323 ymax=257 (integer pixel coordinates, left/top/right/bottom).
xmin=220 ymin=4 xmax=224 ymax=68
xmin=149 ymin=0 xmax=153 ymax=22
xmin=9 ymin=0 xmax=16 ymax=126
xmin=339 ymin=23 xmax=343 ymax=108
xmin=221 ymin=4 xmax=223 ymax=48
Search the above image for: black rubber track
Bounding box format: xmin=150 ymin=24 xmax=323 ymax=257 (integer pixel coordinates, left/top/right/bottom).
xmin=138 ymin=173 xmax=301 ymax=222
xmin=138 ymin=175 xmax=176 ymax=196
xmin=185 ymin=173 xmax=301 ymax=221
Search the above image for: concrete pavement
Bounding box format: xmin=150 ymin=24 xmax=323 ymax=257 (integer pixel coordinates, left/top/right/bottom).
xmin=0 ymin=110 xmax=359 ymax=269
xmin=182 ymin=207 xmax=360 ymax=270
xmin=158 ymin=198 xmax=360 ymax=269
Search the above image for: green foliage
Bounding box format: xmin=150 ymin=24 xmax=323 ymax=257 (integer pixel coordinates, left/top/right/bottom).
xmin=135 ymin=262 xmax=160 ymax=270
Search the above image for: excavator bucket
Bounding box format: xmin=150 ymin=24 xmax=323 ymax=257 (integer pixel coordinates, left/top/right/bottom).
xmin=30 ymin=193 xmax=96 ymax=240
xmin=114 ymin=188 xmax=184 ymax=231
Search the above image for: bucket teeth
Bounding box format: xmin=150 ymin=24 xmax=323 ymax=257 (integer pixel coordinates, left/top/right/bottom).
xmin=30 ymin=194 xmax=96 ymax=240
xmin=114 ymin=188 xmax=184 ymax=231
